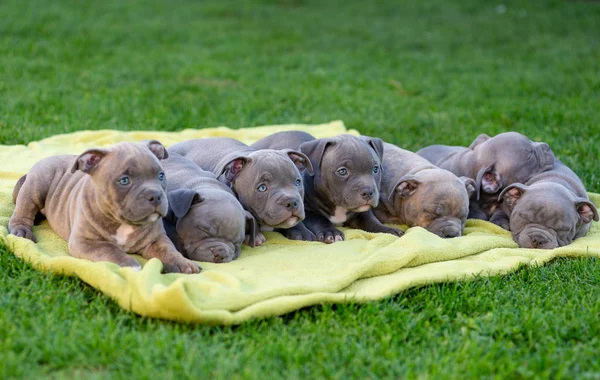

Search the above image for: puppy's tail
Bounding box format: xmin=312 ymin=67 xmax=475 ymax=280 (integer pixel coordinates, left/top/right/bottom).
xmin=12 ymin=175 xmax=27 ymax=203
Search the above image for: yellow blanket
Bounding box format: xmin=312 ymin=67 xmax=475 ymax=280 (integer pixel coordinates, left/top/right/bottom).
xmin=1 ymin=121 xmax=599 ymax=325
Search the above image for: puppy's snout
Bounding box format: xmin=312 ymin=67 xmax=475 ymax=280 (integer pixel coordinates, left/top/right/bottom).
xmin=279 ymin=197 xmax=300 ymax=211
xmin=360 ymin=187 xmax=375 ymax=201
xmin=210 ymin=246 xmax=230 ymax=263
xmin=145 ymin=190 xmax=162 ymax=207
xmin=441 ymin=228 xmax=460 ymax=238
xmin=528 ymin=234 xmax=549 ymax=249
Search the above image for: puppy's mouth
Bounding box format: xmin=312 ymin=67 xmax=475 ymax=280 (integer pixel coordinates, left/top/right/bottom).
xmin=273 ymin=216 xmax=300 ymax=229
xmin=351 ymin=204 xmax=372 ymax=213
xmin=126 ymin=211 xmax=163 ymax=225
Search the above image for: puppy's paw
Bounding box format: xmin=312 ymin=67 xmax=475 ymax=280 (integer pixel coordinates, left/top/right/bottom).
xmin=243 ymin=232 xmax=267 ymax=247
xmin=9 ymin=225 xmax=37 ymax=243
xmin=316 ymin=227 xmax=344 ymax=244
xmin=284 ymin=227 xmax=316 ymax=241
xmin=372 ymin=225 xmax=404 ymax=237
xmin=163 ymin=257 xmax=201 ymax=274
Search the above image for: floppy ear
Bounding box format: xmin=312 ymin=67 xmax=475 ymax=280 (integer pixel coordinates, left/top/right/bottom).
xmin=283 ymin=149 xmax=314 ymax=175
xmin=499 ymin=183 xmax=528 ymax=211
xmin=71 ymin=148 xmax=109 ymax=174
xmin=459 ymin=176 xmax=477 ymax=198
xmin=575 ymin=199 xmax=599 ymax=224
xmin=390 ymin=175 xmax=422 ymax=199
xmin=167 ymin=189 xmax=203 ymax=218
xmin=364 ymin=137 xmax=384 ymax=161
xmin=299 ymin=138 xmax=335 ymax=170
xmin=534 ymin=142 xmax=554 ymax=172
xmin=245 ymin=210 xmax=259 ymax=248
xmin=474 ymin=164 xmax=502 ymax=200
xmin=143 ymin=140 xmax=169 ymax=160
xmin=218 ymin=156 xmax=251 ymax=183
xmin=469 ymin=134 xmax=491 ymax=150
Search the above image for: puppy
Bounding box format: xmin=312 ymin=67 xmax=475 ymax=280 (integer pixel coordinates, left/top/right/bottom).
xmin=251 ymin=131 xmax=402 ymax=243
xmin=374 ymin=142 xmax=476 ymax=238
xmin=416 ymin=132 xmax=554 ymax=224
xmin=9 ymin=141 xmax=200 ymax=273
xmin=162 ymin=153 xmax=258 ymax=263
xmin=168 ymin=138 xmax=311 ymax=245
xmin=498 ymin=159 xmax=598 ymax=249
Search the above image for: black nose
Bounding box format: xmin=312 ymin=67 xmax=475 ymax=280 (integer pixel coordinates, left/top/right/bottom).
xmin=360 ymin=187 xmax=374 ymax=200
xmin=145 ymin=191 xmax=162 ymax=207
xmin=283 ymin=199 xmax=300 ymax=211
xmin=529 ymin=234 xmax=548 ymax=248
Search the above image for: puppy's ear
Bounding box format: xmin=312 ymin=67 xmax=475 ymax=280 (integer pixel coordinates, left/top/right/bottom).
xmin=575 ymin=199 xmax=599 ymax=224
xmin=219 ymin=156 xmax=252 ymax=183
xmin=469 ymin=134 xmax=491 ymax=150
xmin=167 ymin=189 xmax=203 ymax=218
xmin=390 ymin=175 xmax=422 ymax=199
xmin=475 ymin=165 xmax=502 ymax=200
xmin=244 ymin=210 xmax=259 ymax=248
xmin=364 ymin=137 xmax=384 ymax=161
xmin=499 ymin=183 xmax=528 ymax=211
xmin=71 ymin=148 xmax=109 ymax=174
xmin=299 ymin=138 xmax=335 ymax=170
xmin=283 ymin=149 xmax=314 ymax=175
xmin=534 ymin=142 xmax=555 ymax=172
xmin=143 ymin=140 xmax=169 ymax=160
xmin=459 ymin=176 xmax=477 ymax=198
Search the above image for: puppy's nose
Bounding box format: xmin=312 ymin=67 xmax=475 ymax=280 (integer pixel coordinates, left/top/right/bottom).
xmin=528 ymin=234 xmax=548 ymax=248
xmin=281 ymin=198 xmax=300 ymax=211
xmin=145 ymin=190 xmax=162 ymax=207
xmin=360 ymin=187 xmax=375 ymax=200
xmin=441 ymin=229 xmax=460 ymax=238
xmin=210 ymin=246 xmax=229 ymax=263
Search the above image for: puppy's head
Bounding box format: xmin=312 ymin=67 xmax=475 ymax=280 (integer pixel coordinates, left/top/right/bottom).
xmin=168 ymin=187 xmax=255 ymax=263
xmin=301 ymin=134 xmax=383 ymax=212
xmin=216 ymin=149 xmax=311 ymax=229
xmin=500 ymin=182 xmax=598 ymax=249
xmin=389 ymin=169 xmax=474 ymax=238
xmin=471 ymin=132 xmax=555 ymax=199
xmin=71 ymin=140 xmax=169 ymax=225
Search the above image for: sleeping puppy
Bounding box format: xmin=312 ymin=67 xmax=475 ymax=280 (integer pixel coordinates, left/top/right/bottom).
xmin=251 ymin=131 xmax=402 ymax=243
xmin=9 ymin=141 xmax=200 ymax=274
xmin=168 ymin=138 xmax=311 ymax=245
xmin=374 ymin=142 xmax=476 ymax=238
xmin=498 ymin=159 xmax=598 ymax=249
xmin=162 ymin=153 xmax=257 ymax=263
xmin=416 ymin=132 xmax=555 ymax=225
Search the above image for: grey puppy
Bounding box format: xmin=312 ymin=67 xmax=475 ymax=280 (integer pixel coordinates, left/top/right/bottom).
xmin=497 ymin=159 xmax=598 ymax=249
xmin=9 ymin=141 xmax=200 ymax=274
xmin=168 ymin=138 xmax=312 ymax=245
xmin=416 ymin=132 xmax=555 ymax=224
xmin=251 ymin=131 xmax=402 ymax=243
xmin=374 ymin=142 xmax=476 ymax=238
xmin=162 ymin=152 xmax=257 ymax=263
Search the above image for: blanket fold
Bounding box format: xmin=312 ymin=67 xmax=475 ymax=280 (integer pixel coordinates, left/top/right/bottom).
xmin=1 ymin=120 xmax=599 ymax=325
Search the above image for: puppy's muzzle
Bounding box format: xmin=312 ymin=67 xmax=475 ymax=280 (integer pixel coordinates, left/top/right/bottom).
xmin=278 ymin=197 xmax=301 ymax=212
xmin=144 ymin=189 xmax=163 ymax=207
xmin=360 ymin=187 xmax=375 ymax=201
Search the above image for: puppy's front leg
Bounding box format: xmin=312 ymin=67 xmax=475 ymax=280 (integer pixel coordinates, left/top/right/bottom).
xmin=277 ymin=221 xmax=316 ymax=242
xmin=69 ymin=237 xmax=142 ymax=269
xmin=489 ymin=209 xmax=510 ymax=230
xmin=9 ymin=176 xmax=47 ymax=242
xmin=345 ymin=210 xmax=403 ymax=237
xmin=303 ymin=212 xmax=344 ymax=244
xmin=141 ymin=233 xmax=201 ymax=274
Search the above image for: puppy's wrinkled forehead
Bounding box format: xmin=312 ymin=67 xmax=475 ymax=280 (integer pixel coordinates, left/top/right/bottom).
xmin=323 ymin=137 xmax=379 ymax=169
xmin=247 ymin=151 xmax=300 ymax=182
xmin=517 ymin=186 xmax=578 ymax=224
xmin=102 ymin=143 xmax=162 ymax=176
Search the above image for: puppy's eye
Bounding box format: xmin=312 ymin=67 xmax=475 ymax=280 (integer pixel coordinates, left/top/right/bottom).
xmin=118 ymin=176 xmax=130 ymax=186
xmin=372 ymin=165 xmax=379 ymax=174
xmin=257 ymin=184 xmax=268 ymax=192
xmin=295 ymin=178 xmax=302 ymax=187
xmin=336 ymin=167 xmax=348 ymax=176
xmin=158 ymin=172 xmax=165 ymax=181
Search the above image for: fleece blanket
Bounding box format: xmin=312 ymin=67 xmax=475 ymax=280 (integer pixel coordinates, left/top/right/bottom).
xmin=1 ymin=121 xmax=599 ymax=326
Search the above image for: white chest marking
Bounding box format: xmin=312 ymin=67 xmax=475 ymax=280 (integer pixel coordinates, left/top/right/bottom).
xmin=328 ymin=207 xmax=348 ymax=225
xmin=114 ymin=224 xmax=135 ymax=247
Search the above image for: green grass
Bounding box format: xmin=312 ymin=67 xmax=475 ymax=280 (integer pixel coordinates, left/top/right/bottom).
xmin=1 ymin=0 xmax=600 ymax=377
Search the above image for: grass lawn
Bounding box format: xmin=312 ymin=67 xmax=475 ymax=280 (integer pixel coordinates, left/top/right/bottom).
xmin=1 ymin=0 xmax=600 ymax=377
